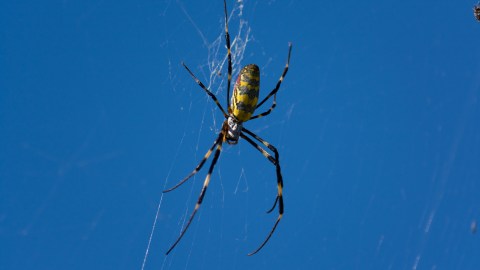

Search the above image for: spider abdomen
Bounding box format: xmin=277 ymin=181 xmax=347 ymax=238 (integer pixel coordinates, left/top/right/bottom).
xmin=231 ymin=64 xmax=260 ymax=122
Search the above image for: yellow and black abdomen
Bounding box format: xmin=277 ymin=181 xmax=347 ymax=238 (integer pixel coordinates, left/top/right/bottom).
xmin=231 ymin=64 xmax=260 ymax=122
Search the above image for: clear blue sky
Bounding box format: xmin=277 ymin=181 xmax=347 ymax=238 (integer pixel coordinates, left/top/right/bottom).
xmin=1 ymin=0 xmax=480 ymax=269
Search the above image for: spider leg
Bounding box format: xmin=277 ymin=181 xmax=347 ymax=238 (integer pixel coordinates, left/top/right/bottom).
xmin=182 ymin=62 xmax=228 ymax=118
xmin=240 ymin=127 xmax=284 ymax=256
xmin=241 ymin=133 xmax=278 ymax=213
xmin=250 ymin=43 xmax=292 ymax=120
xmin=241 ymin=128 xmax=281 ymax=213
xmin=163 ymin=132 xmax=224 ymax=193
xmin=165 ymin=135 xmax=224 ymax=255
xmin=223 ymin=0 xmax=233 ymax=110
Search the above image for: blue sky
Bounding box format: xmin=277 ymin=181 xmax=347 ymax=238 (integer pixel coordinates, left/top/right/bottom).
xmin=1 ymin=0 xmax=480 ymax=269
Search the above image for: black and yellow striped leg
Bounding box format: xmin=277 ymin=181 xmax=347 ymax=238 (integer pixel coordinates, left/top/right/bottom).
xmin=223 ymin=0 xmax=233 ymax=110
xmin=165 ymin=136 xmax=224 ymax=255
xmin=240 ymin=127 xmax=284 ymax=256
xmin=241 ymin=128 xmax=283 ymax=213
xmin=182 ymin=62 xmax=228 ymax=118
xmin=250 ymin=43 xmax=292 ymax=120
xmin=163 ymin=132 xmax=224 ymax=193
xmin=239 ymin=133 xmax=279 ymax=214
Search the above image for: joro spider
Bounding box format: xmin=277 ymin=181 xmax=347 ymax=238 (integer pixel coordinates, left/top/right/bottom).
xmin=164 ymin=0 xmax=292 ymax=256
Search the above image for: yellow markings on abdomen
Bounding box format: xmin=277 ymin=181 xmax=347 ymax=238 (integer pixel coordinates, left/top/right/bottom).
xmin=231 ymin=64 xmax=260 ymax=122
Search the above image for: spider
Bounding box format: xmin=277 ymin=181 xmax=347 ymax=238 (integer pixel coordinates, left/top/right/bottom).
xmin=164 ymin=0 xmax=291 ymax=256
xmin=475 ymin=3 xmax=480 ymax=21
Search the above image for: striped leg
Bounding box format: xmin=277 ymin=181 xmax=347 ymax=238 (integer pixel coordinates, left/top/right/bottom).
xmin=165 ymin=137 xmax=224 ymax=255
xmin=223 ymin=0 xmax=233 ymax=110
xmin=182 ymin=62 xmax=228 ymax=118
xmin=240 ymin=127 xmax=284 ymax=256
xmin=163 ymin=132 xmax=224 ymax=193
xmin=239 ymin=133 xmax=278 ymax=213
xmin=250 ymin=43 xmax=292 ymax=120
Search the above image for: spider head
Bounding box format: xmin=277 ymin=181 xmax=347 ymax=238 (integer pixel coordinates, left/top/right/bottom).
xmin=225 ymin=115 xmax=243 ymax=145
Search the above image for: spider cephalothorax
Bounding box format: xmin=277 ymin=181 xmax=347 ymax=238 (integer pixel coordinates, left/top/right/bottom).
xmin=164 ymin=0 xmax=292 ymax=256
xmin=225 ymin=115 xmax=242 ymax=144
